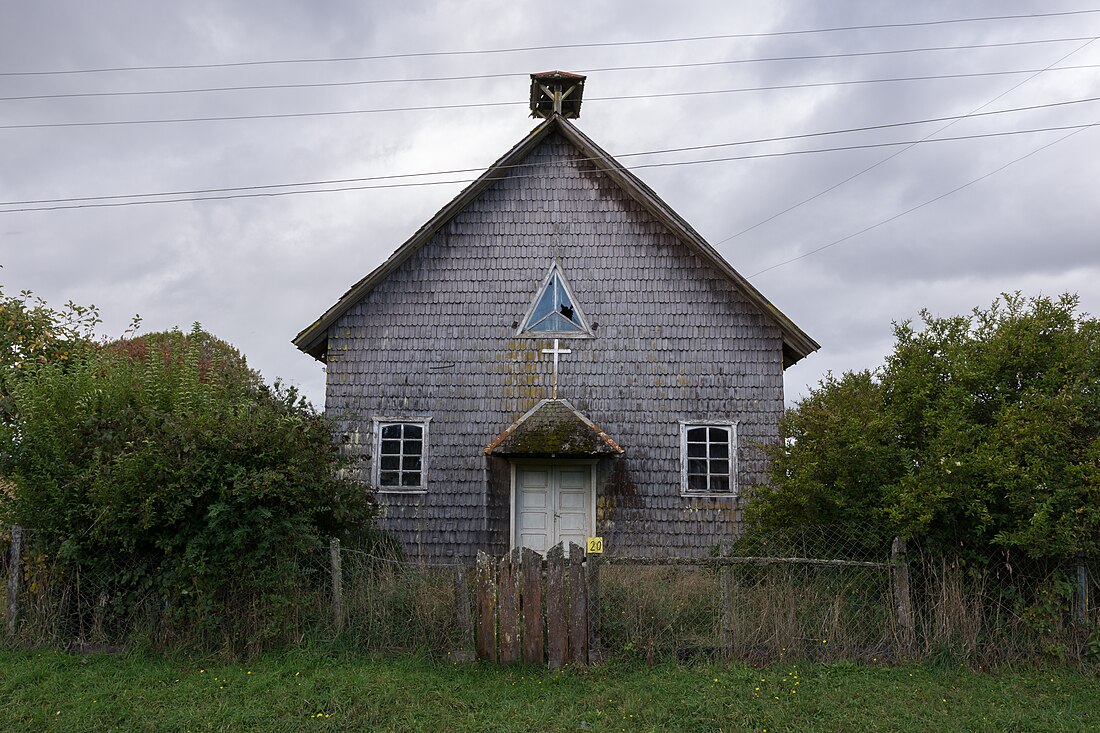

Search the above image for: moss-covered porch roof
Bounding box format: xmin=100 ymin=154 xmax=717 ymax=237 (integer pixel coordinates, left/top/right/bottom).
xmin=484 ymin=399 xmax=623 ymax=457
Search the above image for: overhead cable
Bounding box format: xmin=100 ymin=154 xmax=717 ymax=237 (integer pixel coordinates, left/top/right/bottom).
xmin=3 ymin=35 xmax=1094 ymax=103
xmin=748 ymin=122 xmax=1099 ymax=277
xmin=1 ymin=122 xmax=1093 ymax=214
xmin=3 ymin=63 xmax=1098 ymax=130
xmin=2 ymin=95 xmax=1095 ymax=207
xmin=714 ymin=36 xmax=1100 ymax=245
xmin=4 ymin=8 xmax=1099 ymax=77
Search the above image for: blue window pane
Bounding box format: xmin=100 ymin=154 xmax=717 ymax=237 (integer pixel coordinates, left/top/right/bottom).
xmin=523 ymin=271 xmax=585 ymax=334
xmin=529 ymin=283 xmax=557 ymax=323
xmin=529 ymin=312 xmax=579 ymax=333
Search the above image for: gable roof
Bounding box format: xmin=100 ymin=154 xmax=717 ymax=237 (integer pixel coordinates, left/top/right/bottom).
xmin=293 ymin=115 xmax=819 ymax=366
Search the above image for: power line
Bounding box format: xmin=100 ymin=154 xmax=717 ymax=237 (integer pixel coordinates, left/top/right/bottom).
xmin=4 ymin=35 xmax=1094 ymax=103
xmin=713 ymin=36 xmax=1100 ymax=245
xmin=4 ymin=8 xmax=1099 ymax=77
xmin=2 ymin=122 xmax=1093 ymax=214
xmin=3 ymin=95 xmax=1095 ymax=208
xmin=748 ymin=122 xmax=1099 ymax=278
xmin=4 ymin=63 xmax=1098 ymax=131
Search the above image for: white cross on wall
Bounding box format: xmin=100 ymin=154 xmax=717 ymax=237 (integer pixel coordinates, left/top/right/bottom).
xmin=541 ymin=338 xmax=571 ymax=400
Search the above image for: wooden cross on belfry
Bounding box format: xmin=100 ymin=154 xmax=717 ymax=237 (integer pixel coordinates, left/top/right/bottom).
xmin=541 ymin=338 xmax=571 ymax=400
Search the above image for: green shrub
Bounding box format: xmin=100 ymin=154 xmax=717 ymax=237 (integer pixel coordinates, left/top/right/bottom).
xmin=750 ymin=293 xmax=1100 ymax=562
xmin=1 ymin=324 xmax=373 ymax=649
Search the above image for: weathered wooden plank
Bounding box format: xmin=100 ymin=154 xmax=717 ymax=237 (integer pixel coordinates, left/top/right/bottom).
xmin=585 ymin=552 xmax=603 ymax=664
xmin=567 ymin=543 xmax=588 ymax=666
xmin=545 ymin=543 xmax=567 ymax=670
xmin=475 ymin=551 xmax=497 ymax=662
xmin=498 ymin=549 xmax=521 ymax=664
xmin=520 ymin=548 xmax=544 ymax=664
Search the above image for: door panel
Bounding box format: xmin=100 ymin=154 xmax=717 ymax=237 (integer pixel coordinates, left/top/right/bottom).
xmin=517 ymin=468 xmax=551 ymax=553
xmin=515 ymin=464 xmax=591 ymax=554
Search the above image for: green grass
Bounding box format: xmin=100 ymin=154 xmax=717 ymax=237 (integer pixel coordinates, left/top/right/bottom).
xmin=0 ymin=648 xmax=1096 ymax=732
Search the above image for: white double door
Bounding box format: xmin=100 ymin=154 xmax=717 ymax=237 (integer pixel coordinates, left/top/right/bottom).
xmin=514 ymin=463 xmax=592 ymax=554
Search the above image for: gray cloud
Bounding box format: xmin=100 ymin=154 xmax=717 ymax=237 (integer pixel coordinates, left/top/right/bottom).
xmin=2 ymin=1 xmax=1098 ymax=407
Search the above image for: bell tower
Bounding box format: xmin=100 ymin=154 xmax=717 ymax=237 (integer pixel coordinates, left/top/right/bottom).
xmin=529 ymin=71 xmax=587 ymax=119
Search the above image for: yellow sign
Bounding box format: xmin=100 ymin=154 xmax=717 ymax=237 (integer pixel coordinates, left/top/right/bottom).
xmin=586 ymin=536 xmax=604 ymax=554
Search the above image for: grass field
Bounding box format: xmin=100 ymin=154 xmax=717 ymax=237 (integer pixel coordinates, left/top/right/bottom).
xmin=1 ymin=649 xmax=1096 ymax=732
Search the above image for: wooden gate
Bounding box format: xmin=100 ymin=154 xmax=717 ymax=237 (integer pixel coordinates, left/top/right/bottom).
xmin=471 ymin=542 xmax=600 ymax=667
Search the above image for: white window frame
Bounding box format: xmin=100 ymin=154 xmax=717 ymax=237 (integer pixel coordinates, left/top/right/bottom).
xmin=516 ymin=261 xmax=594 ymax=338
xmin=371 ymin=417 xmax=431 ymax=494
xmin=679 ymin=420 xmax=738 ymax=498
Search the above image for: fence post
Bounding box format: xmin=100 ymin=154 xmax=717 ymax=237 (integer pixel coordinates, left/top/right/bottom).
xmin=329 ymin=538 xmax=345 ymax=634
xmin=586 ymin=553 xmax=603 ymax=664
xmin=453 ymin=564 xmax=474 ymax=659
xmin=567 ymin=543 xmax=588 ymax=666
xmin=1074 ymin=552 xmax=1089 ymax=625
xmin=6 ymin=526 xmax=21 ymax=641
xmin=719 ymin=547 xmax=734 ymax=658
xmin=891 ymin=536 xmax=914 ymax=651
xmin=475 ymin=551 xmax=497 ymax=661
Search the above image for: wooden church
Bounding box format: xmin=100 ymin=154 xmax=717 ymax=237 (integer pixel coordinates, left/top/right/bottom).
xmin=294 ymin=71 xmax=818 ymax=560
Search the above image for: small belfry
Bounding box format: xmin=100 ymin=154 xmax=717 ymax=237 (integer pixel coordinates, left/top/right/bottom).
xmin=529 ymin=71 xmax=586 ymax=119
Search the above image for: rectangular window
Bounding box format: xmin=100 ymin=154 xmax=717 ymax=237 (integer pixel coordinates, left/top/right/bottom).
xmin=680 ymin=421 xmax=737 ymax=497
xmin=372 ymin=418 xmax=430 ymax=492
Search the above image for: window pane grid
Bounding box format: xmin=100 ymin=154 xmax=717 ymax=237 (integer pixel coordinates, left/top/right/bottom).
xmin=684 ymin=424 xmax=732 ymax=494
xmin=378 ymin=422 xmax=425 ymax=489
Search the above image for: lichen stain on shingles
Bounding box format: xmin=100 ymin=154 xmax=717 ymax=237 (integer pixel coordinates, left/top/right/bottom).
xmin=499 ymin=338 xmax=543 ymax=409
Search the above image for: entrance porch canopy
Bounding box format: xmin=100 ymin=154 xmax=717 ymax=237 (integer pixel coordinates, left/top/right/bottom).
xmin=484 ymin=399 xmax=622 ymax=457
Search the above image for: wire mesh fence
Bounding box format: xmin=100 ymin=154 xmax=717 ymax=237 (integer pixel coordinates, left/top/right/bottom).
xmin=598 ymin=525 xmax=895 ymax=665
xmin=3 ymin=523 xmax=1096 ymax=665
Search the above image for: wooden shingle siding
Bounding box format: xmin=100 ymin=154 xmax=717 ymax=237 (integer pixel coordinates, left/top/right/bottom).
xmin=326 ymin=132 xmax=784 ymax=560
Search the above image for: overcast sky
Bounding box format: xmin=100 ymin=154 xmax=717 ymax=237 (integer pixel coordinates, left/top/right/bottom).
xmin=2 ymin=1 xmax=1098 ymax=408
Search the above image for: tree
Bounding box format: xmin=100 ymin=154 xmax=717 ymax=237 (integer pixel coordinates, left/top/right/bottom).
xmin=0 ymin=321 xmax=373 ymax=645
xmin=0 ymin=284 xmax=102 ymax=424
xmin=745 ymin=370 xmax=901 ymax=554
xmin=748 ymin=293 xmax=1100 ymax=560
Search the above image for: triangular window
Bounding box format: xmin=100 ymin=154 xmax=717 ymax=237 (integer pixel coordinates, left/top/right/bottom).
xmin=519 ymin=264 xmax=592 ymax=336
